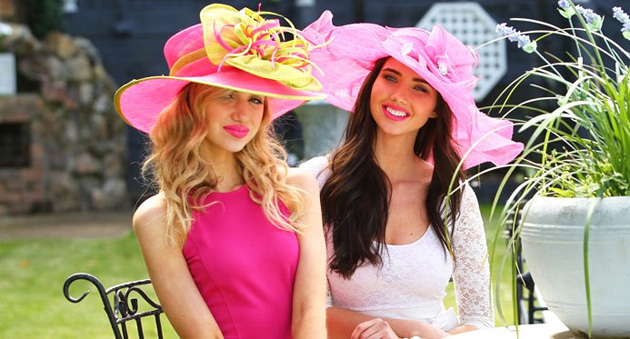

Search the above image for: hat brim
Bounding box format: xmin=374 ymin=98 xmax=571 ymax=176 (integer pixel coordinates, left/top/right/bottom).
xmin=115 ymin=68 xmax=325 ymax=134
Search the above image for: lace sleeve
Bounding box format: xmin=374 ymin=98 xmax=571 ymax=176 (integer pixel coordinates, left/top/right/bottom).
xmin=451 ymin=183 xmax=494 ymax=329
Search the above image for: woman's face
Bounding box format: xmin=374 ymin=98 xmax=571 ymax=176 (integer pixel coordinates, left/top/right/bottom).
xmin=370 ymin=58 xmax=439 ymax=140
xmin=203 ymin=88 xmax=265 ymax=156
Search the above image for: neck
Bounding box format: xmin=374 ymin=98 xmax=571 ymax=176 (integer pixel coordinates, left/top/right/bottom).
xmin=201 ymin=145 xmax=245 ymax=192
xmin=373 ymin=132 xmax=423 ymax=182
xmin=374 ymin=131 xmax=433 ymax=184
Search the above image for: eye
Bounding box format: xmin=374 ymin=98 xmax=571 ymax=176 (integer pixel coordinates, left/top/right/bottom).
xmin=413 ymin=85 xmax=429 ymax=93
xmin=249 ymin=96 xmax=263 ymax=105
xmin=221 ymin=92 xmax=236 ymax=100
xmin=383 ymin=74 xmax=397 ymax=83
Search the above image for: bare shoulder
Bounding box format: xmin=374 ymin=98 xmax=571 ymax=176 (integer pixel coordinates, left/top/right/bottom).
xmin=133 ymin=193 xmax=167 ymax=234
xmin=287 ymin=167 xmax=319 ymax=193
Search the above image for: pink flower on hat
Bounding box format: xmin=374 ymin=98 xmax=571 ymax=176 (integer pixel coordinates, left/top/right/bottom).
xmin=420 ymin=26 xmax=478 ymax=89
xmin=201 ymin=4 xmax=322 ymax=91
xmin=381 ymin=26 xmax=478 ymax=92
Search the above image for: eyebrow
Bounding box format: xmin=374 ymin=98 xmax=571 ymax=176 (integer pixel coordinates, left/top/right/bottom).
xmin=382 ymin=67 xmax=428 ymax=84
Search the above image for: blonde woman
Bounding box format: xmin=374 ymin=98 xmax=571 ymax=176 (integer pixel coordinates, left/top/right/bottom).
xmin=114 ymin=4 xmax=327 ymax=338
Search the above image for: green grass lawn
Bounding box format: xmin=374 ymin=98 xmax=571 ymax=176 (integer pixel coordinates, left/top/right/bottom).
xmin=0 ymin=205 xmax=515 ymax=337
xmin=0 ymin=232 xmax=177 ymax=338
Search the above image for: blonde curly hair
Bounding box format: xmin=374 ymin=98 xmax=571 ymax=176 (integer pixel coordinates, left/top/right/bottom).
xmin=142 ymin=83 xmax=307 ymax=246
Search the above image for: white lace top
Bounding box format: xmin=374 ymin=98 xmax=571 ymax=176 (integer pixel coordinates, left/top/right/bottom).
xmin=300 ymin=156 xmax=494 ymax=330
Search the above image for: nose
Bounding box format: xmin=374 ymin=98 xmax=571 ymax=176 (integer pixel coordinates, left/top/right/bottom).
xmin=231 ymin=97 xmax=251 ymax=122
xmin=389 ymin=86 xmax=408 ymax=105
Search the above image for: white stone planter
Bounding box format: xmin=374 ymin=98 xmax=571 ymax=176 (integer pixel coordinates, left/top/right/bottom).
xmin=521 ymin=196 xmax=630 ymax=338
xmin=0 ymin=52 xmax=16 ymax=95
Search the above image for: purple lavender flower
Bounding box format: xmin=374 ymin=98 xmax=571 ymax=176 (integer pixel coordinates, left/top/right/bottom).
xmin=613 ymin=6 xmax=630 ymax=40
xmin=496 ymin=23 xmax=537 ymax=53
xmin=558 ymin=1 xmax=603 ymax=30
xmin=558 ymin=0 xmax=575 ymax=18
xmin=613 ymin=7 xmax=630 ymax=23
xmin=575 ymin=5 xmax=603 ymax=31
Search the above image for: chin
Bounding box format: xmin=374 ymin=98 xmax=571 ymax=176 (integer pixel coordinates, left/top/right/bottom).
xmin=224 ymin=145 xmax=247 ymax=153
xmin=228 ymin=141 xmax=251 ymax=153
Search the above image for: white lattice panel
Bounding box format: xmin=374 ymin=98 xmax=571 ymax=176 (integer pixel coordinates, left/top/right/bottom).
xmin=416 ymin=2 xmax=506 ymax=101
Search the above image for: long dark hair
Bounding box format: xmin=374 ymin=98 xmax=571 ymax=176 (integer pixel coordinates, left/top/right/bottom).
xmin=321 ymin=57 xmax=465 ymax=278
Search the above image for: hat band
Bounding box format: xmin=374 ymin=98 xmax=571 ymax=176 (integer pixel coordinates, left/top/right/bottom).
xmin=169 ymin=48 xmax=207 ymax=76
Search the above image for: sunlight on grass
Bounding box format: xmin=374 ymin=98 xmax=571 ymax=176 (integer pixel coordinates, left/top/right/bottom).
xmin=0 ymin=204 xmax=514 ymax=336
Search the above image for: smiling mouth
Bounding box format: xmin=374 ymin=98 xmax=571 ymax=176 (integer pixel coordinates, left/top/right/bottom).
xmin=383 ymin=105 xmax=409 ymax=121
xmin=386 ymin=107 xmax=408 ymax=117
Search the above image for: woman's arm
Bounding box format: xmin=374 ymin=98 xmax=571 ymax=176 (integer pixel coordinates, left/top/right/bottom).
xmin=288 ymin=168 xmax=328 ymax=339
xmin=448 ymin=184 xmax=495 ymax=333
xmin=327 ymin=307 xmax=450 ymax=339
xmin=133 ymin=194 xmax=224 ymax=339
xmin=448 ymin=324 xmax=479 ymax=335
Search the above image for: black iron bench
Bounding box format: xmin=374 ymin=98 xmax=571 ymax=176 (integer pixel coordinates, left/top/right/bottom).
xmin=63 ymin=273 xmax=164 ymax=339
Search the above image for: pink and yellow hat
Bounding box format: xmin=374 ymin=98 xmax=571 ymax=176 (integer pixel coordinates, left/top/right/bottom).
xmin=115 ymin=4 xmax=325 ymax=134
xmin=302 ymin=11 xmax=523 ymax=169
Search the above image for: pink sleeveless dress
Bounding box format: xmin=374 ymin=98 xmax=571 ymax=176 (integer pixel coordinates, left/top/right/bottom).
xmin=183 ymin=185 xmax=299 ymax=338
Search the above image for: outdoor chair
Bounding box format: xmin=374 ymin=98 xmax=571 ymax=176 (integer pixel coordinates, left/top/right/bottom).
xmin=516 ymin=270 xmax=547 ymax=324
xmin=63 ymin=272 xmax=164 ymax=339
xmin=504 ymin=200 xmax=548 ymax=324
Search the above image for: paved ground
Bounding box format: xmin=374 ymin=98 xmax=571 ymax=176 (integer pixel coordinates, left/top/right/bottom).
xmin=0 ymin=210 xmax=134 ymax=240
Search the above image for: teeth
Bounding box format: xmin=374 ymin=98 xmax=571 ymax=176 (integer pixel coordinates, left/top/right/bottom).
xmin=386 ymin=107 xmax=407 ymax=117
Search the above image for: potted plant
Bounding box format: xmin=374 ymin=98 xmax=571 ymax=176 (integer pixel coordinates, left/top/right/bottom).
xmin=489 ymin=1 xmax=630 ymax=337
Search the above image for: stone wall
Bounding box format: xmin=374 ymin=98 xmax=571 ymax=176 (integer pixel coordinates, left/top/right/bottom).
xmin=0 ymin=23 xmax=129 ymax=215
xmin=0 ymin=95 xmax=44 ymax=214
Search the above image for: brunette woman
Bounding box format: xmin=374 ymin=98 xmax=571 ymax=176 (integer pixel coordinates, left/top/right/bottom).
xmin=301 ymin=12 xmax=523 ymax=339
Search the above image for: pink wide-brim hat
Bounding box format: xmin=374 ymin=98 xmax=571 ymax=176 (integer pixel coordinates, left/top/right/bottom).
xmin=302 ymin=11 xmax=523 ymax=169
xmin=115 ymin=4 xmax=325 ymax=134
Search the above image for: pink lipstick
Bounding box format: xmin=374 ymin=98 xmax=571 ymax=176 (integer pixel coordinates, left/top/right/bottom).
xmin=382 ymin=104 xmax=409 ymax=122
xmin=224 ymin=125 xmax=249 ymax=138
